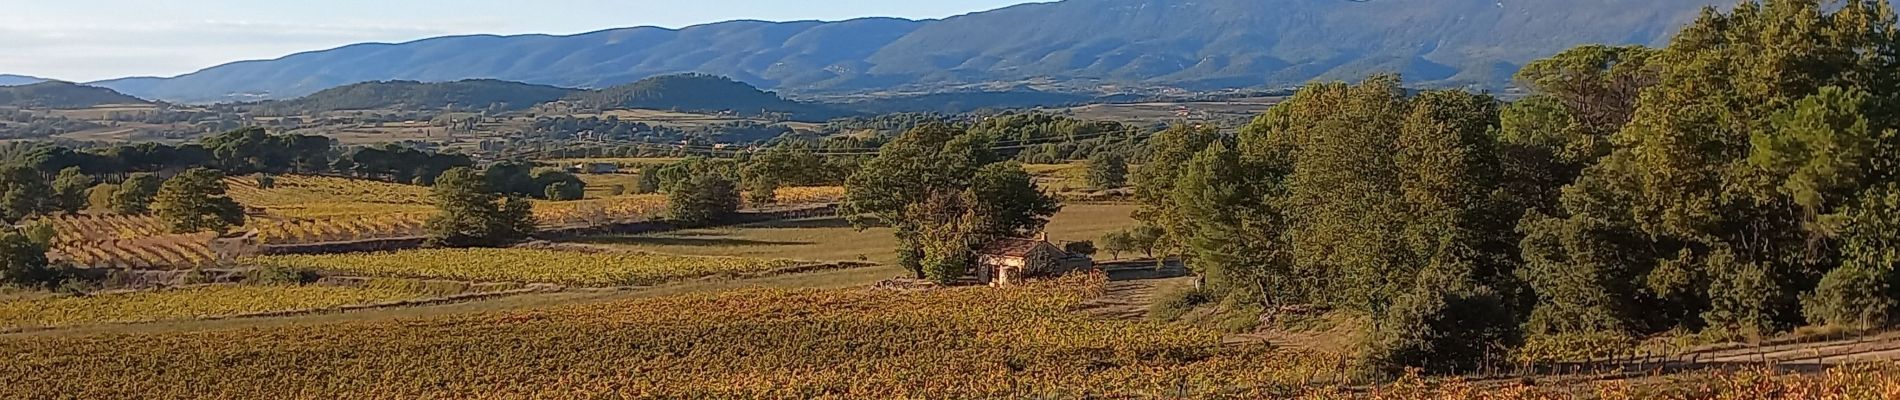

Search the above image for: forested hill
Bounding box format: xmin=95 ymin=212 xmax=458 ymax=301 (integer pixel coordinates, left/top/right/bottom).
xmin=562 ymin=74 xmax=856 ymax=121
xmin=0 ymin=75 xmax=45 ymax=87
xmin=0 ymin=81 xmax=151 ymax=108
xmin=244 ymin=79 xmax=577 ymax=115
xmin=90 ymin=0 xmax=1724 ymax=103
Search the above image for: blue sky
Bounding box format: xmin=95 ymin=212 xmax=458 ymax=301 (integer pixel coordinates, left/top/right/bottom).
xmin=0 ymin=0 xmax=1042 ymax=82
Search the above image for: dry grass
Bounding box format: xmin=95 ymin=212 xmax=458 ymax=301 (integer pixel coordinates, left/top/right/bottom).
xmin=1025 ymin=162 xmax=1091 ymax=192
xmin=579 ymin=203 xmax=1137 ymax=265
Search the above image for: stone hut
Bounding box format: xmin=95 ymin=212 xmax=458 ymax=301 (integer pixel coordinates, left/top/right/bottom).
xmin=975 ymin=233 xmax=1092 ymax=286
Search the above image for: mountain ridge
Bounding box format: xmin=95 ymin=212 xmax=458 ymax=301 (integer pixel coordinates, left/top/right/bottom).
xmin=0 ymin=81 xmax=151 ymax=108
xmin=245 ymin=79 xmax=576 ymax=115
xmin=89 ymin=0 xmax=1729 ymax=103
xmin=0 ymin=75 xmax=46 ymax=87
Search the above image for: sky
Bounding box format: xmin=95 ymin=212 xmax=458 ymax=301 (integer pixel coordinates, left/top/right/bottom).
xmin=0 ymin=0 xmax=1042 ymax=82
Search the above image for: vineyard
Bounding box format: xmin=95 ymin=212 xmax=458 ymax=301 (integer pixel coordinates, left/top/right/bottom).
xmin=2 ymin=273 xmax=1890 ymax=399
xmin=224 ymin=174 xmax=434 ymax=219
xmin=0 ymin=284 xmax=436 ymax=330
xmin=0 ymin=274 xmax=1333 ymax=398
xmin=532 ymin=194 xmax=669 ymax=227
xmin=44 ymin=214 xmax=217 ymax=269
xmin=43 ymin=174 xmax=846 ymax=270
xmin=770 ymin=185 xmax=847 ymax=205
xmin=245 ymin=248 xmax=806 ymax=286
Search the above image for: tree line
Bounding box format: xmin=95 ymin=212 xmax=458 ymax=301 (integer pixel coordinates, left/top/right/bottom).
xmin=1135 ymin=0 xmax=1900 ymax=373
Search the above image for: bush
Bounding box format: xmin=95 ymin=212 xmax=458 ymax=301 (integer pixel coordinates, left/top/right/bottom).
xmin=1148 ymin=286 xmax=1213 ymax=321
xmin=20 ymin=220 xmax=54 ymax=248
xmin=86 ymin=183 xmax=118 ymax=211
xmin=0 ymin=230 xmax=52 ymax=288
xmin=544 ymin=181 xmax=582 ymax=201
xmin=1803 ymin=264 xmax=1895 ymax=329
xmin=1365 ymin=285 xmax=1519 ymax=374
xmin=533 ymin=169 xmax=586 ymax=200
xmin=247 ymin=265 xmax=321 ymax=286
xmin=666 ymin=172 xmax=739 ymax=227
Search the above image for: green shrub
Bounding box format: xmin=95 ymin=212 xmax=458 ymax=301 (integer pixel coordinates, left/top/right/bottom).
xmin=1148 ymin=286 xmax=1212 ymax=321
xmin=1802 ymin=264 xmax=1895 ymax=330
xmin=247 ymin=265 xmax=321 ymax=286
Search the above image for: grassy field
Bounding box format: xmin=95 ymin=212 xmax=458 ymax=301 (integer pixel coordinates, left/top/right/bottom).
xmin=575 ymin=173 xmax=645 ymax=198
xmin=580 ymin=203 xmax=1138 ymax=265
xmin=247 ymin=248 xmax=814 ymax=287
xmin=1025 ymin=162 xmax=1092 ymax=192
xmin=0 ymin=285 xmax=437 ymax=330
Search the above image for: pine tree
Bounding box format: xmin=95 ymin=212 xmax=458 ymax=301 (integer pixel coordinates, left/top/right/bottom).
xmin=51 ymin=167 xmax=93 ymax=215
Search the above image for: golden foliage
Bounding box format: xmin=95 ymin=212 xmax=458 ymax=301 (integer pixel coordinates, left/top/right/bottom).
xmin=0 ymin=274 xmax=1361 ymax=399
xmin=0 ymin=285 xmax=432 ymax=330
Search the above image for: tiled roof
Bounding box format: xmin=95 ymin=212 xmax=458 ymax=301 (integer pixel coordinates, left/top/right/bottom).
xmin=980 ymin=238 xmax=1050 ymax=257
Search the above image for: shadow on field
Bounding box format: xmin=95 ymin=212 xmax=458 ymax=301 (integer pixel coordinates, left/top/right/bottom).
xmin=1097 ymin=258 xmax=1191 ymax=281
xmin=580 ymin=236 xmax=816 ymax=247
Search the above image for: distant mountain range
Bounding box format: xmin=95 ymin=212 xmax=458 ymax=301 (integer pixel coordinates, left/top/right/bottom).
xmin=82 ymin=0 xmax=1727 ymax=103
xmin=0 ymin=73 xmax=1072 ymax=120
xmin=244 ymin=74 xmax=852 ymax=121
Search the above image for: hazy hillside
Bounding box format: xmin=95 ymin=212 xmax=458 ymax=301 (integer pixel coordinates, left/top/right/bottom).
xmin=0 ymin=75 xmax=45 ymax=87
xmin=92 ymin=0 xmax=1726 ymax=102
xmin=0 ymin=81 xmax=150 ymax=108
xmin=247 ymin=79 xmax=576 ymax=115
xmin=564 ymin=74 xmax=854 ymax=121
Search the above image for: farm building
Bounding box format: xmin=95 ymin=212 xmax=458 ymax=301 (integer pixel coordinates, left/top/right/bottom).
xmin=975 ymin=233 xmax=1093 ymax=286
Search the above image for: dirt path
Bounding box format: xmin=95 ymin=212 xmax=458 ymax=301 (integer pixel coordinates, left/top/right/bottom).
xmin=1074 ymin=261 xmax=1195 ymax=320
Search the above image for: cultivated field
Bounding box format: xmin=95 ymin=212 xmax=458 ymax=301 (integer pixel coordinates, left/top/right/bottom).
xmin=5 ymin=273 xmax=1889 ymax=399
xmin=46 ymin=174 xmax=843 ymax=270
xmin=226 ymin=174 xmax=433 ymax=218
xmin=581 ymin=202 xmax=1136 ymax=265
xmin=0 ymin=274 xmax=1344 ymax=398
xmin=0 ymin=284 xmax=437 ymax=330
xmin=246 ymin=248 xmax=810 ymax=287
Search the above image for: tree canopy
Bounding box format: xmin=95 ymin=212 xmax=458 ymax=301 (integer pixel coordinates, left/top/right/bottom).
xmin=424 ymin=167 xmax=536 ymax=247
xmin=152 ymin=168 xmax=246 ymax=234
